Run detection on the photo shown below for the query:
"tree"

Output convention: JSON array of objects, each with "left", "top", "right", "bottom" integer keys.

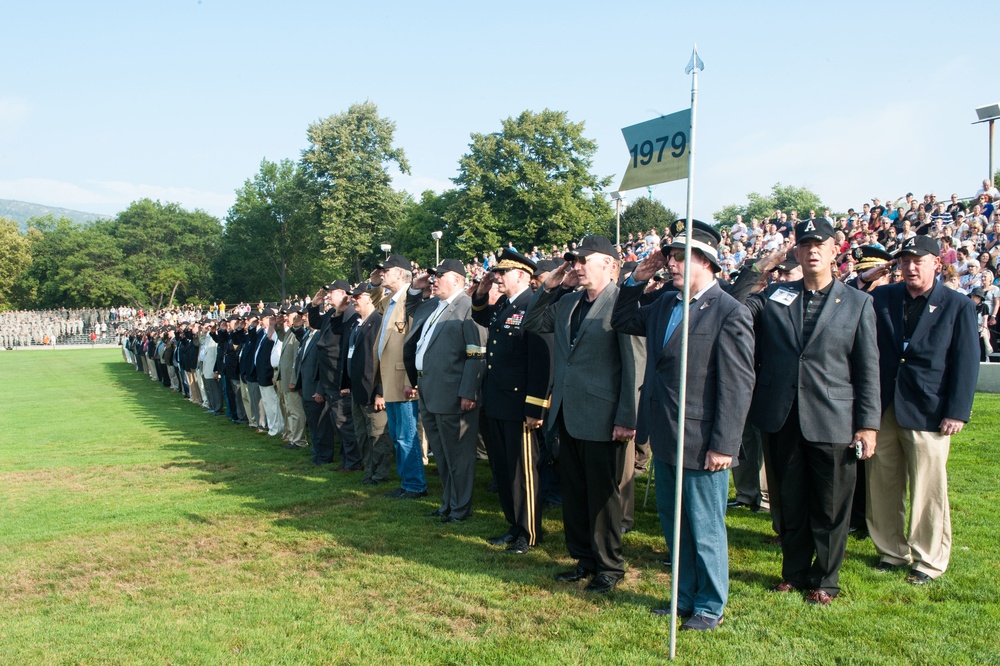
[
  {"left": 13, "top": 215, "right": 138, "bottom": 308},
  {"left": 616, "top": 197, "right": 678, "bottom": 243},
  {"left": 108, "top": 199, "right": 223, "bottom": 308},
  {"left": 217, "top": 159, "right": 332, "bottom": 302},
  {"left": 301, "top": 101, "right": 410, "bottom": 281},
  {"left": 449, "top": 109, "right": 614, "bottom": 258},
  {"left": 0, "top": 218, "right": 31, "bottom": 309},
  {"left": 714, "top": 183, "right": 825, "bottom": 227},
  {"left": 393, "top": 190, "right": 462, "bottom": 269}
]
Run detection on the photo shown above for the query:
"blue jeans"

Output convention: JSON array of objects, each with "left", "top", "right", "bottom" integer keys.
[
  {"left": 654, "top": 458, "right": 729, "bottom": 619},
  {"left": 385, "top": 401, "right": 426, "bottom": 493}
]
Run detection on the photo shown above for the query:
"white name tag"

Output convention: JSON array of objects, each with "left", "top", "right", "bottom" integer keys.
[{"left": 769, "top": 288, "right": 798, "bottom": 306}]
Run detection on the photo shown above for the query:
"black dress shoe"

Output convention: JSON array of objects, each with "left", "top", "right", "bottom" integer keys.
[
  {"left": 505, "top": 536, "right": 531, "bottom": 554},
  {"left": 428, "top": 509, "right": 448, "bottom": 517},
  {"left": 554, "top": 565, "right": 593, "bottom": 583},
  {"left": 584, "top": 573, "right": 621, "bottom": 593},
  {"left": 441, "top": 516, "right": 463, "bottom": 524},
  {"left": 398, "top": 490, "right": 428, "bottom": 499},
  {"left": 383, "top": 487, "right": 406, "bottom": 498},
  {"left": 487, "top": 531, "right": 515, "bottom": 547}
]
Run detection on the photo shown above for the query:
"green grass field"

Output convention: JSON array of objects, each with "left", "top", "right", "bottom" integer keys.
[{"left": 1, "top": 349, "right": 998, "bottom": 665}]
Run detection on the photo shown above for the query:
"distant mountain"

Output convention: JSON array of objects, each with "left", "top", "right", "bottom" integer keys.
[{"left": 0, "top": 199, "right": 110, "bottom": 231}]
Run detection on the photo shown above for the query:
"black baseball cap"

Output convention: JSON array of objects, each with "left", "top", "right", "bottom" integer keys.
[
  {"left": 564, "top": 235, "right": 619, "bottom": 262},
  {"left": 324, "top": 280, "right": 351, "bottom": 292},
  {"left": 896, "top": 235, "right": 939, "bottom": 257},
  {"left": 350, "top": 284, "right": 370, "bottom": 297},
  {"left": 795, "top": 218, "right": 836, "bottom": 244},
  {"left": 378, "top": 254, "right": 411, "bottom": 271},
  {"left": 428, "top": 258, "right": 466, "bottom": 277},
  {"left": 775, "top": 254, "right": 799, "bottom": 273},
  {"left": 532, "top": 258, "right": 560, "bottom": 277}
]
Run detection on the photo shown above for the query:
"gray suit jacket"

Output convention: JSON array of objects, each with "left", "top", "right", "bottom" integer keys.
[
  {"left": 612, "top": 281, "right": 755, "bottom": 470},
  {"left": 523, "top": 281, "right": 645, "bottom": 442},
  {"left": 404, "top": 291, "right": 486, "bottom": 415},
  {"left": 743, "top": 279, "right": 881, "bottom": 443}
]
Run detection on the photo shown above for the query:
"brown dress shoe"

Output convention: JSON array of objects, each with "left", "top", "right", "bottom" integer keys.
[
  {"left": 770, "top": 581, "right": 798, "bottom": 593},
  {"left": 805, "top": 589, "right": 833, "bottom": 605}
]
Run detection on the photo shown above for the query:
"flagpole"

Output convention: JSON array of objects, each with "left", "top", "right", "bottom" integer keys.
[{"left": 669, "top": 44, "right": 703, "bottom": 661}]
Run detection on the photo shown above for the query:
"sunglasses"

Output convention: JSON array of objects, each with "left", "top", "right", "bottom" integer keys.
[
  {"left": 492, "top": 268, "right": 510, "bottom": 275},
  {"left": 568, "top": 255, "right": 589, "bottom": 265},
  {"left": 670, "top": 252, "right": 686, "bottom": 263}
]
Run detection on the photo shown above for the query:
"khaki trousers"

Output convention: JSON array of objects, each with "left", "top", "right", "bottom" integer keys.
[{"left": 866, "top": 405, "right": 952, "bottom": 578}]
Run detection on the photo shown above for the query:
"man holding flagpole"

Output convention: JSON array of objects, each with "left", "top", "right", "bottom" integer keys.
[{"left": 612, "top": 220, "right": 755, "bottom": 631}]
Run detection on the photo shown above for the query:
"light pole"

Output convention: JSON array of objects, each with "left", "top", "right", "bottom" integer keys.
[
  {"left": 431, "top": 230, "right": 443, "bottom": 266},
  {"left": 380, "top": 243, "right": 392, "bottom": 260},
  {"left": 609, "top": 191, "right": 625, "bottom": 247},
  {"left": 974, "top": 103, "right": 1000, "bottom": 185}
]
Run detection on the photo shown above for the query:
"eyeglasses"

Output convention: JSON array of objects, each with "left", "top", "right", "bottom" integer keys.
[
  {"left": 568, "top": 255, "right": 589, "bottom": 265},
  {"left": 492, "top": 268, "right": 510, "bottom": 275},
  {"left": 670, "top": 252, "right": 686, "bottom": 263}
]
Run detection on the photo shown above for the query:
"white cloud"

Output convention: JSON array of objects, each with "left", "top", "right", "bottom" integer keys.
[{"left": 0, "top": 178, "right": 234, "bottom": 218}]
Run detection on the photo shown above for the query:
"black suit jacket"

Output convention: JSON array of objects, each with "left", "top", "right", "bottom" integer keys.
[
  {"left": 340, "top": 311, "right": 383, "bottom": 407},
  {"left": 309, "top": 304, "right": 359, "bottom": 399},
  {"left": 743, "top": 279, "right": 881, "bottom": 443},
  {"left": 871, "top": 281, "right": 979, "bottom": 431},
  {"left": 613, "top": 280, "right": 755, "bottom": 470},
  {"left": 472, "top": 288, "right": 552, "bottom": 421}
]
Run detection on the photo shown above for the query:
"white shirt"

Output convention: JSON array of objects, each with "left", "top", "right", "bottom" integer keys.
[{"left": 415, "top": 292, "right": 461, "bottom": 372}]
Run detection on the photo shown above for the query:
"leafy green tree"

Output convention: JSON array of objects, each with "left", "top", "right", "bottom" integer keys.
[
  {"left": 216, "top": 159, "right": 332, "bottom": 302},
  {"left": 714, "top": 183, "right": 825, "bottom": 227},
  {"left": 617, "top": 197, "right": 677, "bottom": 244},
  {"left": 0, "top": 218, "right": 31, "bottom": 309},
  {"left": 301, "top": 101, "right": 410, "bottom": 281},
  {"left": 13, "top": 215, "right": 138, "bottom": 308},
  {"left": 449, "top": 109, "right": 613, "bottom": 258},
  {"left": 393, "top": 190, "right": 462, "bottom": 269},
  {"left": 108, "top": 199, "right": 223, "bottom": 308}
]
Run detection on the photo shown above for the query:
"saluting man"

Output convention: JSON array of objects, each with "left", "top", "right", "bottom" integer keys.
[{"left": 472, "top": 248, "right": 552, "bottom": 555}]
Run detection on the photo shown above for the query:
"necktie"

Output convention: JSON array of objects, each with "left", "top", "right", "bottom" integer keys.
[{"left": 663, "top": 299, "right": 693, "bottom": 347}]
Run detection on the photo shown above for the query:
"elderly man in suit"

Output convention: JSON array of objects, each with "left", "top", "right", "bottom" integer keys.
[
  {"left": 737, "top": 218, "right": 881, "bottom": 605},
  {"left": 277, "top": 306, "right": 308, "bottom": 449},
  {"left": 523, "top": 235, "right": 645, "bottom": 594},
  {"left": 294, "top": 314, "right": 336, "bottom": 465},
  {"left": 856, "top": 235, "right": 980, "bottom": 584},
  {"left": 370, "top": 255, "right": 427, "bottom": 500},
  {"left": 404, "top": 259, "right": 486, "bottom": 523},
  {"left": 309, "top": 281, "right": 362, "bottom": 471},
  {"left": 337, "top": 285, "right": 395, "bottom": 487},
  {"left": 612, "top": 221, "right": 755, "bottom": 631}
]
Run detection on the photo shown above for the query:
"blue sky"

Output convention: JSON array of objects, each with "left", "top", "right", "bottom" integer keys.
[{"left": 1, "top": 1, "right": 995, "bottom": 223}]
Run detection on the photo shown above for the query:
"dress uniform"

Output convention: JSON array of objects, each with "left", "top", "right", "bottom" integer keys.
[{"left": 472, "top": 249, "right": 552, "bottom": 554}]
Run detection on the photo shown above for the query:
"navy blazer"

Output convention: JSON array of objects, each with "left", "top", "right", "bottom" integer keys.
[
  {"left": 871, "top": 281, "right": 979, "bottom": 431},
  {"left": 613, "top": 281, "right": 755, "bottom": 470}
]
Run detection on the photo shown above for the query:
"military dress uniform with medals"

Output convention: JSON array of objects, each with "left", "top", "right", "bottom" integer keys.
[{"left": 472, "top": 249, "right": 552, "bottom": 552}]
